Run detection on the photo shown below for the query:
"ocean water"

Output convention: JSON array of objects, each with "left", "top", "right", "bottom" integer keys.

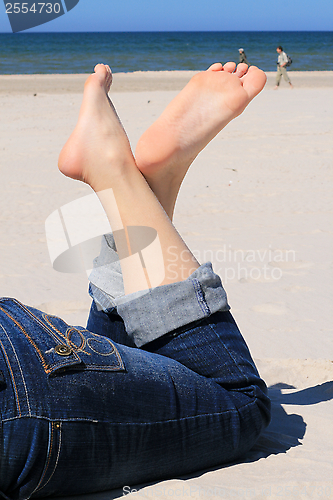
[{"left": 0, "top": 31, "right": 332, "bottom": 74}]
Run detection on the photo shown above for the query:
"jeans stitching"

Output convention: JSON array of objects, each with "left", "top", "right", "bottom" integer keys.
[
  {"left": 1, "top": 327, "right": 31, "bottom": 417},
  {"left": 66, "top": 327, "right": 117, "bottom": 358},
  {"left": 0, "top": 305, "right": 50, "bottom": 373},
  {"left": 44, "top": 317, "right": 124, "bottom": 368},
  {"left": 0, "top": 338, "right": 21, "bottom": 417},
  {"left": 1, "top": 300, "right": 62, "bottom": 344},
  {"left": 1, "top": 302, "right": 124, "bottom": 372},
  {"left": 191, "top": 279, "right": 211, "bottom": 316},
  {"left": 43, "top": 315, "right": 71, "bottom": 342},
  {"left": 65, "top": 327, "right": 88, "bottom": 353},
  {"left": 31, "top": 421, "right": 54, "bottom": 494},
  {"left": 206, "top": 321, "right": 250, "bottom": 382},
  {"left": 86, "top": 336, "right": 115, "bottom": 356},
  {"left": 0, "top": 404, "right": 257, "bottom": 425},
  {"left": 32, "top": 421, "right": 62, "bottom": 495},
  {"left": 1, "top": 415, "right": 100, "bottom": 423},
  {"left": 3, "top": 301, "right": 83, "bottom": 355},
  {"left": 2, "top": 304, "right": 86, "bottom": 372},
  {"left": 39, "top": 423, "right": 62, "bottom": 491},
  {"left": 0, "top": 303, "right": 87, "bottom": 373},
  {"left": 43, "top": 316, "right": 103, "bottom": 358}
]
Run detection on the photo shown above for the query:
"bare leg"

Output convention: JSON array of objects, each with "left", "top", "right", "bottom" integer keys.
[
  {"left": 58, "top": 63, "right": 266, "bottom": 294},
  {"left": 135, "top": 62, "right": 267, "bottom": 218},
  {"left": 58, "top": 64, "right": 199, "bottom": 295}
]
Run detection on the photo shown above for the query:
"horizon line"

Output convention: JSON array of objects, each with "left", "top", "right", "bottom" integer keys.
[{"left": 1, "top": 29, "right": 332, "bottom": 34}]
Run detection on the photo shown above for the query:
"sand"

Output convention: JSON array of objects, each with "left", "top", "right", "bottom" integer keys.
[
  {"left": 0, "top": 70, "right": 332, "bottom": 95},
  {"left": 0, "top": 70, "right": 332, "bottom": 499}
]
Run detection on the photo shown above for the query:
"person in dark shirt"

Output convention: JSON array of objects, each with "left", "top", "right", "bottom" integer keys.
[{"left": 239, "top": 48, "right": 249, "bottom": 65}]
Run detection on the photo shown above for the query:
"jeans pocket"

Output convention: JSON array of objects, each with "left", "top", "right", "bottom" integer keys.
[
  {"left": 0, "top": 299, "right": 125, "bottom": 378},
  {"left": 0, "top": 418, "right": 62, "bottom": 500},
  {"left": 41, "top": 315, "right": 126, "bottom": 375}
]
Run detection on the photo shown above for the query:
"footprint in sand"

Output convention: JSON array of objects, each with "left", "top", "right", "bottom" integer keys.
[
  {"left": 37, "top": 300, "right": 90, "bottom": 316},
  {"left": 37, "top": 300, "right": 90, "bottom": 327},
  {"left": 284, "top": 285, "right": 314, "bottom": 293},
  {"left": 251, "top": 303, "right": 288, "bottom": 315},
  {"left": 268, "top": 260, "right": 313, "bottom": 270},
  {"left": 255, "top": 358, "right": 333, "bottom": 389}
]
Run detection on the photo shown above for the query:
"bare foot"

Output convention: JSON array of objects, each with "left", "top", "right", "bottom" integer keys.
[
  {"left": 135, "top": 62, "right": 267, "bottom": 217},
  {"left": 58, "top": 64, "right": 135, "bottom": 192}
]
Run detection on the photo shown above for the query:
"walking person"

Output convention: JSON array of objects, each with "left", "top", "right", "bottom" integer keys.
[
  {"left": 274, "top": 46, "right": 293, "bottom": 89},
  {"left": 238, "top": 48, "right": 249, "bottom": 65}
]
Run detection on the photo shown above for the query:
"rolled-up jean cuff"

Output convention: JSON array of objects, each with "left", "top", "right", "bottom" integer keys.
[{"left": 115, "top": 262, "right": 230, "bottom": 347}]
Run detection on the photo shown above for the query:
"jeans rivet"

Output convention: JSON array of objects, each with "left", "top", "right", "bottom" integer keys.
[{"left": 54, "top": 344, "right": 72, "bottom": 356}]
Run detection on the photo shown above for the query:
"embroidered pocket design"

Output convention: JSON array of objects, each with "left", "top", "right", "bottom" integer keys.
[{"left": 0, "top": 299, "right": 125, "bottom": 377}]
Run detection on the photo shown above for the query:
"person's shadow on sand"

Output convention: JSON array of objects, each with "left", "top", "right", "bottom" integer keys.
[
  {"left": 49, "top": 381, "right": 333, "bottom": 500},
  {"left": 242, "top": 380, "right": 333, "bottom": 460}
]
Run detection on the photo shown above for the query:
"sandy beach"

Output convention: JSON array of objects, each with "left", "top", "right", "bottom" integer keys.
[
  {"left": 0, "top": 70, "right": 332, "bottom": 94},
  {"left": 0, "top": 70, "right": 332, "bottom": 499}
]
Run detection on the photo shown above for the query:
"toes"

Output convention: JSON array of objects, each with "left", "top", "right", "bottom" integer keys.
[
  {"left": 234, "top": 63, "right": 248, "bottom": 78},
  {"left": 94, "top": 63, "right": 105, "bottom": 74},
  {"left": 223, "top": 62, "right": 236, "bottom": 73},
  {"left": 105, "top": 65, "right": 113, "bottom": 88},
  {"left": 207, "top": 62, "right": 223, "bottom": 72},
  {"left": 94, "top": 63, "right": 111, "bottom": 77},
  {"left": 93, "top": 64, "right": 113, "bottom": 90},
  {"left": 241, "top": 66, "right": 267, "bottom": 99}
]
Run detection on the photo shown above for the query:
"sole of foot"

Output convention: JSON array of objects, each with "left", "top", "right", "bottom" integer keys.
[
  {"left": 58, "top": 64, "right": 135, "bottom": 192},
  {"left": 135, "top": 62, "right": 266, "bottom": 183}
]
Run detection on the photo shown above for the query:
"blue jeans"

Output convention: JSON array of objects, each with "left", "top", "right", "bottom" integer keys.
[{"left": 0, "top": 264, "right": 270, "bottom": 500}]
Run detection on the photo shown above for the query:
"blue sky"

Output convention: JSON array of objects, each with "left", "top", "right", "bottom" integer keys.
[{"left": 1, "top": 0, "right": 333, "bottom": 33}]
